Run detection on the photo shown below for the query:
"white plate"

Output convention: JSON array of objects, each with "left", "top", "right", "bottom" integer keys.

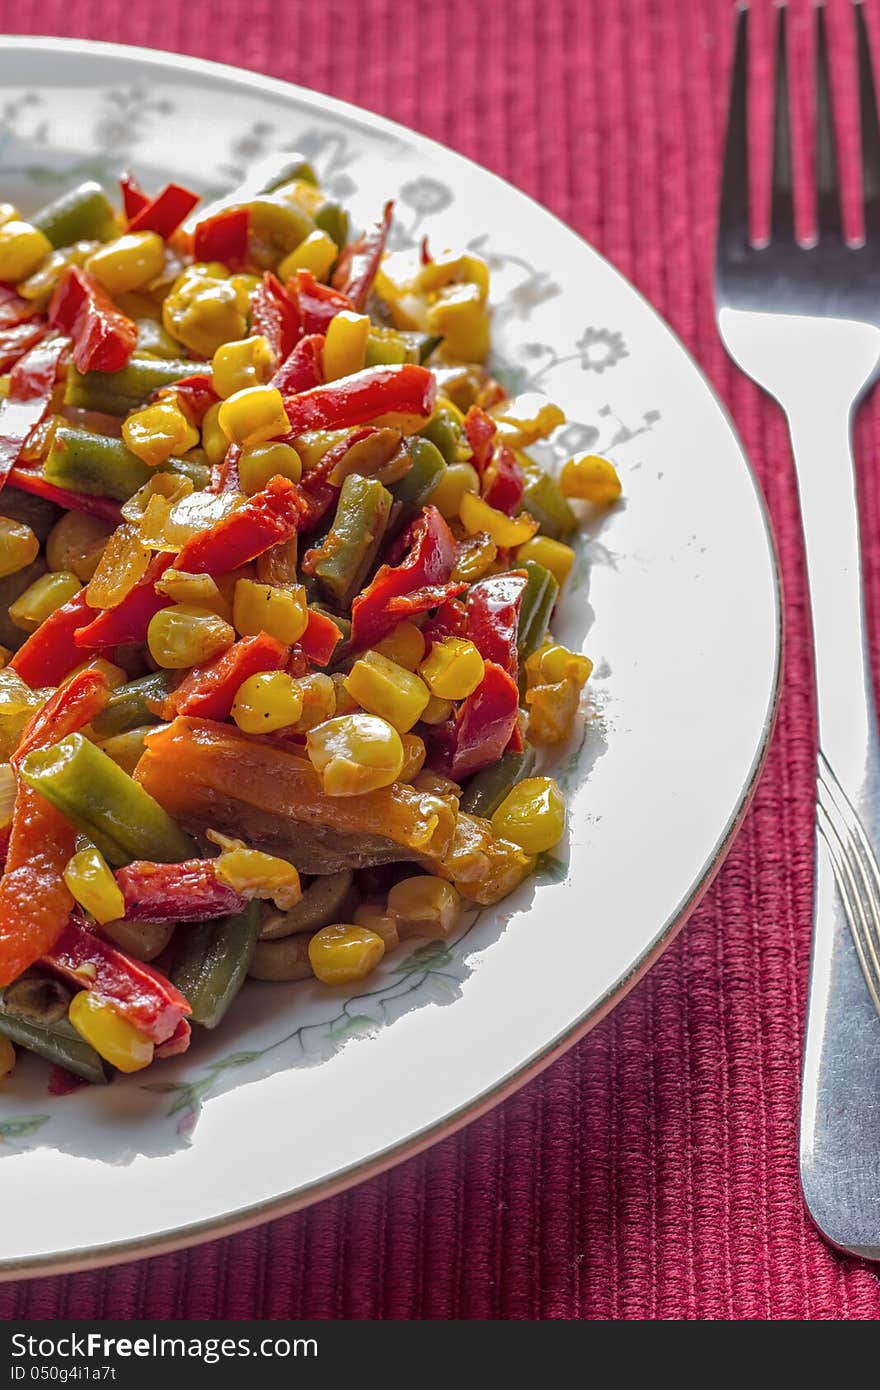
[{"left": 0, "top": 37, "right": 781, "bottom": 1278}]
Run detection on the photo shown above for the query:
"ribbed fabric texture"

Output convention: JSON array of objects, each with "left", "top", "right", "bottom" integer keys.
[{"left": 1, "top": 0, "right": 880, "bottom": 1319}]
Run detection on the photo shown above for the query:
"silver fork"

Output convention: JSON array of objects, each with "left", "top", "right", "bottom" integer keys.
[{"left": 715, "top": 2, "right": 880, "bottom": 1259}]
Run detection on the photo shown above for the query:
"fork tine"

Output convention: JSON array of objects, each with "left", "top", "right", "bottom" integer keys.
[
  {"left": 816, "top": 4, "right": 843, "bottom": 238},
  {"left": 772, "top": 5, "right": 796, "bottom": 242},
  {"left": 718, "top": 6, "right": 750, "bottom": 249},
  {"left": 856, "top": 0, "right": 880, "bottom": 239}
]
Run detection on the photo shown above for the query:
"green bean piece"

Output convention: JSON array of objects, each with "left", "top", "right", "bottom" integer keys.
[
  {"left": 65, "top": 356, "right": 194, "bottom": 416},
  {"left": 259, "top": 870, "right": 353, "bottom": 939},
  {"left": 459, "top": 745, "right": 538, "bottom": 818},
  {"left": 19, "top": 733, "right": 196, "bottom": 868},
  {"left": 171, "top": 902, "right": 261, "bottom": 1030},
  {"left": 44, "top": 426, "right": 152, "bottom": 500},
  {"left": 410, "top": 333, "right": 443, "bottom": 364},
  {"left": 135, "top": 319, "right": 185, "bottom": 361},
  {"left": 314, "top": 201, "right": 349, "bottom": 251},
  {"left": 310, "top": 473, "right": 392, "bottom": 608},
  {"left": 91, "top": 671, "right": 177, "bottom": 740},
  {"left": 390, "top": 437, "right": 446, "bottom": 529},
  {"left": 0, "top": 995, "right": 108, "bottom": 1085},
  {"left": 31, "top": 181, "right": 117, "bottom": 249},
  {"left": 517, "top": 560, "right": 559, "bottom": 664},
  {"left": 519, "top": 468, "right": 577, "bottom": 541},
  {"left": 166, "top": 455, "right": 211, "bottom": 490},
  {"left": 418, "top": 406, "right": 468, "bottom": 464}
]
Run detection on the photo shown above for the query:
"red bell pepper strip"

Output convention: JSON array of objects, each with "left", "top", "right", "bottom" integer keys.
[
  {"left": 127, "top": 182, "right": 200, "bottom": 239},
  {"left": 7, "top": 466, "right": 122, "bottom": 523},
  {"left": 115, "top": 858, "right": 247, "bottom": 923},
  {"left": 162, "top": 372, "right": 219, "bottom": 425},
  {"left": 289, "top": 270, "right": 354, "bottom": 335},
  {"left": 0, "top": 335, "right": 69, "bottom": 490},
  {"left": 385, "top": 581, "right": 467, "bottom": 626},
  {"left": 173, "top": 476, "right": 305, "bottom": 575},
  {"left": 119, "top": 171, "right": 150, "bottom": 221},
  {"left": 463, "top": 405, "right": 497, "bottom": 474},
  {"left": 252, "top": 272, "right": 301, "bottom": 362},
  {"left": 162, "top": 632, "right": 287, "bottom": 721},
  {"left": 331, "top": 200, "right": 393, "bottom": 311},
  {"left": 482, "top": 444, "right": 525, "bottom": 515},
  {"left": 272, "top": 332, "right": 325, "bottom": 395},
  {"left": 210, "top": 442, "right": 240, "bottom": 495},
  {"left": 193, "top": 205, "right": 249, "bottom": 267},
  {"left": 293, "top": 609, "right": 342, "bottom": 667},
  {"left": 13, "top": 668, "right": 110, "bottom": 765},
  {"left": 0, "top": 319, "right": 47, "bottom": 372},
  {"left": 44, "top": 917, "right": 190, "bottom": 1045},
  {"left": 0, "top": 283, "right": 38, "bottom": 329},
  {"left": 350, "top": 504, "right": 457, "bottom": 647},
  {"left": 49, "top": 268, "right": 137, "bottom": 374},
  {"left": 282, "top": 363, "right": 435, "bottom": 436},
  {"left": 421, "top": 597, "right": 468, "bottom": 647},
  {"left": 74, "top": 552, "right": 173, "bottom": 651},
  {"left": 466, "top": 572, "right": 528, "bottom": 675},
  {"left": 0, "top": 672, "right": 110, "bottom": 986},
  {"left": 48, "top": 1064, "right": 89, "bottom": 1095},
  {"left": 9, "top": 589, "right": 101, "bottom": 687},
  {"left": 448, "top": 661, "right": 520, "bottom": 781},
  {"left": 155, "top": 1016, "right": 191, "bottom": 1059}
]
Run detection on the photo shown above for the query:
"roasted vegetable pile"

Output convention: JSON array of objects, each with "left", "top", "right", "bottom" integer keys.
[{"left": 0, "top": 161, "right": 621, "bottom": 1087}]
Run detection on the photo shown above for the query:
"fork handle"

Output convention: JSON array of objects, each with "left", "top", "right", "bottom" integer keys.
[{"left": 788, "top": 399, "right": 880, "bottom": 1258}]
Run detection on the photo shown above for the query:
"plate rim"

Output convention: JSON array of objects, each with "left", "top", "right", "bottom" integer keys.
[{"left": 0, "top": 32, "right": 784, "bottom": 1280}]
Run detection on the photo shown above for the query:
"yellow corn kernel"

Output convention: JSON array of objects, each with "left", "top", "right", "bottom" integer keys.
[
  {"left": 68, "top": 991, "right": 154, "bottom": 1073},
  {"left": 426, "top": 461, "right": 479, "bottom": 520},
  {"left": 162, "top": 267, "right": 249, "bottom": 358},
  {"left": 373, "top": 621, "right": 426, "bottom": 671},
  {"left": 147, "top": 604, "right": 235, "bottom": 669},
  {"left": 122, "top": 398, "right": 200, "bottom": 468},
  {"left": 438, "top": 811, "right": 535, "bottom": 905},
  {"left": 308, "top": 923, "right": 386, "bottom": 985},
  {"left": 387, "top": 875, "right": 462, "bottom": 940},
  {"left": 209, "top": 834, "right": 301, "bottom": 910},
  {"left": 353, "top": 901, "right": 400, "bottom": 950},
  {"left": 420, "top": 693, "right": 454, "bottom": 725},
  {"left": 307, "top": 712, "right": 404, "bottom": 795},
  {"left": 343, "top": 650, "right": 430, "bottom": 733},
  {"left": 489, "top": 393, "right": 566, "bottom": 448},
  {"left": 201, "top": 401, "right": 229, "bottom": 467},
  {"left": 232, "top": 577, "right": 308, "bottom": 644},
  {"left": 525, "top": 640, "right": 592, "bottom": 690},
  {"left": 516, "top": 536, "right": 575, "bottom": 588},
  {"left": 0, "top": 203, "right": 18, "bottom": 228},
  {"left": 0, "top": 516, "right": 39, "bottom": 579},
  {"left": 491, "top": 776, "right": 566, "bottom": 855},
  {"left": 9, "top": 571, "right": 81, "bottom": 633},
  {"left": 278, "top": 229, "right": 338, "bottom": 281},
  {"left": 323, "top": 310, "right": 370, "bottom": 381},
  {"left": 46, "top": 511, "right": 114, "bottom": 582},
  {"left": 85, "top": 231, "right": 165, "bottom": 296},
  {"left": 399, "top": 732, "right": 427, "bottom": 781},
  {"left": 63, "top": 847, "right": 126, "bottom": 925},
  {"left": 0, "top": 220, "right": 52, "bottom": 282},
  {"left": 218, "top": 385, "right": 290, "bottom": 447},
  {"left": 154, "top": 569, "right": 232, "bottom": 621},
  {"left": 560, "top": 454, "right": 622, "bottom": 504},
  {"left": 211, "top": 334, "right": 276, "bottom": 399},
  {"left": 238, "top": 441, "right": 302, "bottom": 495},
  {"left": 232, "top": 670, "right": 304, "bottom": 734},
  {"left": 419, "top": 638, "right": 484, "bottom": 701},
  {"left": 289, "top": 672, "right": 336, "bottom": 732},
  {"left": 426, "top": 282, "right": 490, "bottom": 362},
  {"left": 0, "top": 1033, "right": 14, "bottom": 1080},
  {"left": 459, "top": 492, "right": 539, "bottom": 546},
  {"left": 97, "top": 725, "right": 151, "bottom": 776}
]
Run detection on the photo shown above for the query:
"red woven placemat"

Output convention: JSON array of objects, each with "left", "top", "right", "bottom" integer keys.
[{"left": 1, "top": 0, "right": 879, "bottom": 1320}]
